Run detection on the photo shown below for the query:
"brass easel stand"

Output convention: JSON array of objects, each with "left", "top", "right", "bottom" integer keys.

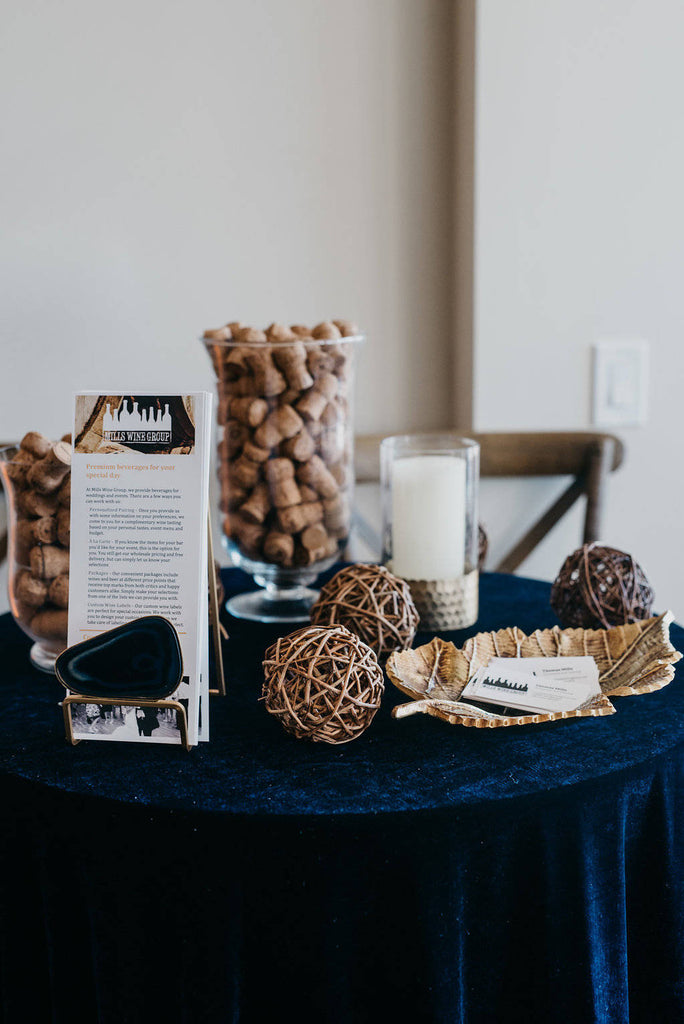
[{"left": 207, "top": 518, "right": 226, "bottom": 697}]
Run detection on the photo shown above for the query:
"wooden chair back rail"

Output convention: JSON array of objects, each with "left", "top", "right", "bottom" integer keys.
[{"left": 355, "top": 431, "right": 624, "bottom": 574}]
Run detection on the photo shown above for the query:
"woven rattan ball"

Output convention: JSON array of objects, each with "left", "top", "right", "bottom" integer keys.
[
  {"left": 550, "top": 543, "right": 654, "bottom": 629},
  {"left": 262, "top": 625, "right": 384, "bottom": 744},
  {"left": 310, "top": 564, "right": 419, "bottom": 661}
]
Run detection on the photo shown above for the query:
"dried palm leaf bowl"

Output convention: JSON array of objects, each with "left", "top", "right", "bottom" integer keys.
[{"left": 386, "top": 613, "right": 682, "bottom": 729}]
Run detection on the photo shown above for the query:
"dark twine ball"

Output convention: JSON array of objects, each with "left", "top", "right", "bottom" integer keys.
[
  {"left": 550, "top": 543, "right": 655, "bottom": 629},
  {"left": 262, "top": 625, "right": 385, "bottom": 744},
  {"left": 310, "top": 563, "right": 419, "bottom": 662}
]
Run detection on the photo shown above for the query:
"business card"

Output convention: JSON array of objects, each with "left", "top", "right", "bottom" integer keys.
[{"left": 461, "top": 656, "right": 600, "bottom": 715}]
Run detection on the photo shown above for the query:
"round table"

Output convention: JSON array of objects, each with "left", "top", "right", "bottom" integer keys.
[{"left": 1, "top": 570, "right": 683, "bottom": 1024}]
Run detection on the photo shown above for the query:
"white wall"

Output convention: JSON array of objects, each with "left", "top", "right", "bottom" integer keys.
[
  {"left": 0, "top": 0, "right": 454, "bottom": 444},
  {"left": 474, "top": 0, "right": 684, "bottom": 612}
]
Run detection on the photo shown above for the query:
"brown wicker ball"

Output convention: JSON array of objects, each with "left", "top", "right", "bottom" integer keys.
[
  {"left": 550, "top": 543, "right": 654, "bottom": 629},
  {"left": 310, "top": 564, "right": 419, "bottom": 661},
  {"left": 262, "top": 625, "right": 385, "bottom": 744}
]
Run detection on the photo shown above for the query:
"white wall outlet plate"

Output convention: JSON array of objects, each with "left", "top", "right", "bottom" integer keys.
[{"left": 592, "top": 339, "right": 649, "bottom": 427}]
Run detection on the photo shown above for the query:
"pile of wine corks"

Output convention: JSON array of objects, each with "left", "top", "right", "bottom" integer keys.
[
  {"left": 204, "top": 319, "right": 358, "bottom": 569},
  {"left": 4, "top": 432, "right": 71, "bottom": 650}
]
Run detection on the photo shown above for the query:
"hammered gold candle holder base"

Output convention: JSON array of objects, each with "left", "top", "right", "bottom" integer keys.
[{"left": 405, "top": 570, "right": 479, "bottom": 631}]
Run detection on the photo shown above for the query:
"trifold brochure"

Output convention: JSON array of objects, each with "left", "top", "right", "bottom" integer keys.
[{"left": 67, "top": 393, "right": 213, "bottom": 746}]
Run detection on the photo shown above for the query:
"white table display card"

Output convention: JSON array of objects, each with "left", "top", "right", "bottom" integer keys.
[
  {"left": 461, "top": 656, "right": 600, "bottom": 715},
  {"left": 67, "top": 393, "right": 213, "bottom": 746}
]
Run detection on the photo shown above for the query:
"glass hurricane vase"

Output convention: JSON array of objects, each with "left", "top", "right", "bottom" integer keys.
[{"left": 203, "top": 328, "right": 363, "bottom": 622}]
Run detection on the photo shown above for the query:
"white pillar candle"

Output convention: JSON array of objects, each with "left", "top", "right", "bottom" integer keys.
[{"left": 390, "top": 455, "right": 466, "bottom": 580}]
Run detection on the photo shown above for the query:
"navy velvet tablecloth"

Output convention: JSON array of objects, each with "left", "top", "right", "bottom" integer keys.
[{"left": 1, "top": 569, "right": 683, "bottom": 1024}]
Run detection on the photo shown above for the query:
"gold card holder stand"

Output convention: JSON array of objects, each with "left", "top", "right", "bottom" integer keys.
[
  {"left": 61, "top": 696, "right": 191, "bottom": 750},
  {"left": 59, "top": 520, "right": 227, "bottom": 751}
]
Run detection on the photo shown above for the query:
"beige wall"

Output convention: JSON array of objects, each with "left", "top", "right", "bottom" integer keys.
[
  {"left": 0, "top": 0, "right": 454, "bottom": 443},
  {"left": 474, "top": 0, "right": 684, "bottom": 612},
  {"left": 4, "top": 0, "right": 680, "bottom": 616}
]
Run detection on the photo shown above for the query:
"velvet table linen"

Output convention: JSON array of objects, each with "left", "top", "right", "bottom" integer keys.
[{"left": 1, "top": 569, "right": 683, "bottom": 1023}]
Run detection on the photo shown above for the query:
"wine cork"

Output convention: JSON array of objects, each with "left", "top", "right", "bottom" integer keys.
[
  {"left": 230, "top": 455, "right": 262, "bottom": 490},
  {"left": 315, "top": 373, "right": 339, "bottom": 402},
  {"left": 57, "top": 507, "right": 70, "bottom": 547},
  {"left": 15, "top": 521, "right": 35, "bottom": 563},
  {"left": 329, "top": 461, "right": 349, "bottom": 487},
  {"left": 29, "top": 544, "right": 70, "bottom": 580},
  {"left": 13, "top": 448, "right": 36, "bottom": 466},
  {"left": 319, "top": 430, "right": 344, "bottom": 465},
  {"left": 57, "top": 475, "right": 71, "bottom": 507},
  {"left": 5, "top": 461, "right": 30, "bottom": 486},
  {"left": 27, "top": 441, "right": 72, "bottom": 495},
  {"left": 295, "top": 527, "right": 338, "bottom": 566},
  {"left": 220, "top": 480, "right": 248, "bottom": 512},
  {"left": 254, "top": 406, "right": 303, "bottom": 449},
  {"left": 307, "top": 419, "right": 323, "bottom": 442},
  {"left": 203, "top": 325, "right": 232, "bottom": 342},
  {"left": 266, "top": 323, "right": 296, "bottom": 342},
  {"left": 298, "top": 484, "right": 319, "bottom": 503},
  {"left": 265, "top": 459, "right": 301, "bottom": 508},
  {"left": 332, "top": 319, "right": 359, "bottom": 337},
  {"left": 281, "top": 431, "right": 315, "bottom": 463},
  {"left": 240, "top": 483, "right": 271, "bottom": 524},
  {"left": 222, "top": 346, "right": 251, "bottom": 381},
  {"left": 278, "top": 385, "right": 301, "bottom": 405},
  {"left": 18, "top": 489, "right": 59, "bottom": 518},
  {"left": 20, "top": 432, "right": 51, "bottom": 459},
  {"left": 32, "top": 516, "right": 58, "bottom": 545},
  {"left": 243, "top": 348, "right": 287, "bottom": 397},
  {"left": 323, "top": 494, "right": 351, "bottom": 538},
  {"left": 296, "top": 455, "right": 339, "bottom": 499},
  {"left": 30, "top": 608, "right": 68, "bottom": 642},
  {"left": 229, "top": 514, "right": 265, "bottom": 557},
  {"left": 321, "top": 400, "right": 342, "bottom": 427},
  {"left": 306, "top": 349, "right": 336, "bottom": 378},
  {"left": 273, "top": 342, "right": 314, "bottom": 391},
  {"left": 228, "top": 397, "right": 269, "bottom": 428},
  {"left": 296, "top": 388, "right": 328, "bottom": 422},
  {"left": 277, "top": 501, "right": 324, "bottom": 534},
  {"left": 15, "top": 570, "right": 49, "bottom": 608},
  {"left": 236, "top": 327, "right": 267, "bottom": 343},
  {"left": 242, "top": 439, "right": 271, "bottom": 463},
  {"left": 312, "top": 321, "right": 342, "bottom": 340},
  {"left": 263, "top": 531, "right": 295, "bottom": 567},
  {"left": 48, "top": 573, "right": 70, "bottom": 609},
  {"left": 220, "top": 421, "right": 248, "bottom": 461}
]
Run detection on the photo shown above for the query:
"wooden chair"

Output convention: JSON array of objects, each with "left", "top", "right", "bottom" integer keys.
[{"left": 354, "top": 431, "right": 624, "bottom": 573}]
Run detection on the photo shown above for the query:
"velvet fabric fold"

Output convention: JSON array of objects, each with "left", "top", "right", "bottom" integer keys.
[{"left": 1, "top": 569, "right": 682, "bottom": 1023}]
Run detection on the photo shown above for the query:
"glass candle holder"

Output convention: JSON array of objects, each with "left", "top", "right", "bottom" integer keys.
[
  {"left": 203, "top": 330, "right": 364, "bottom": 622},
  {"left": 0, "top": 444, "right": 70, "bottom": 672},
  {"left": 380, "top": 434, "right": 480, "bottom": 630}
]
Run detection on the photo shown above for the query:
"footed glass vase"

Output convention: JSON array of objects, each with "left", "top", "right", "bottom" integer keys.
[
  {"left": 0, "top": 443, "right": 70, "bottom": 672},
  {"left": 203, "top": 324, "right": 363, "bottom": 622}
]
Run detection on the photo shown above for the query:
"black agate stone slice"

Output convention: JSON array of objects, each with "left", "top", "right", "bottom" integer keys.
[{"left": 56, "top": 616, "right": 183, "bottom": 700}]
